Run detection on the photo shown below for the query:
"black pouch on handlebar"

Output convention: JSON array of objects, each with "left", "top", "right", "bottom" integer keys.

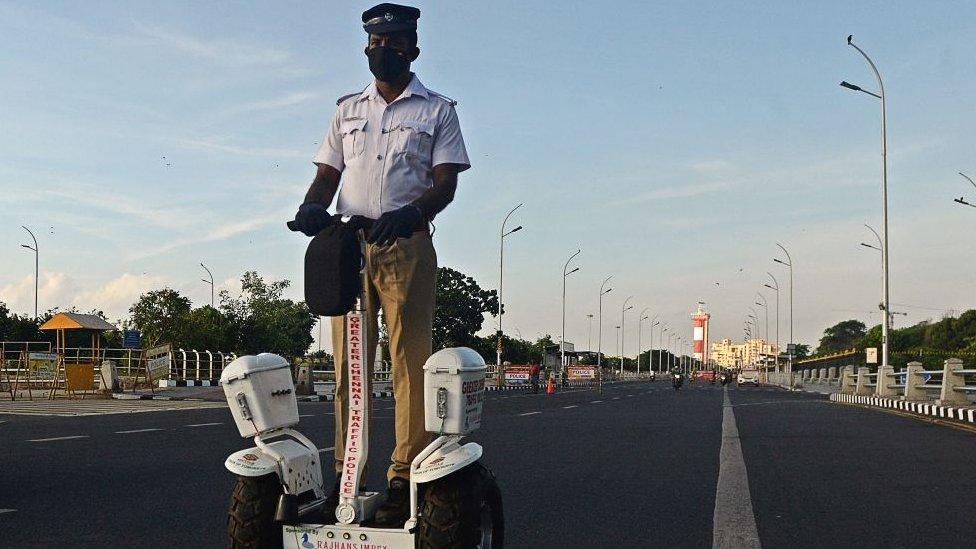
[{"left": 304, "top": 224, "right": 362, "bottom": 316}]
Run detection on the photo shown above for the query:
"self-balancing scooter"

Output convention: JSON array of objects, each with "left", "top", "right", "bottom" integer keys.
[{"left": 220, "top": 217, "right": 503, "bottom": 548}]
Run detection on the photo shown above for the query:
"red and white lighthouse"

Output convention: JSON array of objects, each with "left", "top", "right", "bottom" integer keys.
[{"left": 692, "top": 302, "right": 710, "bottom": 365}]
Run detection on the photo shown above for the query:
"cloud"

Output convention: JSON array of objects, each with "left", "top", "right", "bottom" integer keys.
[
  {"left": 74, "top": 273, "right": 166, "bottom": 315},
  {"left": 127, "top": 207, "right": 293, "bottom": 261},
  {"left": 689, "top": 159, "right": 733, "bottom": 173},
  {"left": 0, "top": 272, "right": 76, "bottom": 316},
  {"left": 174, "top": 138, "right": 307, "bottom": 159},
  {"left": 43, "top": 187, "right": 189, "bottom": 230},
  {"left": 224, "top": 91, "right": 321, "bottom": 115},
  {"left": 130, "top": 22, "right": 292, "bottom": 67},
  {"left": 608, "top": 180, "right": 733, "bottom": 207}
]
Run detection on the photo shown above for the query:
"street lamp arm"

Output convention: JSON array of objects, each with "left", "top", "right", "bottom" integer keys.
[
  {"left": 563, "top": 249, "right": 581, "bottom": 276},
  {"left": 847, "top": 36, "right": 886, "bottom": 100},
  {"left": 960, "top": 172, "right": 976, "bottom": 191},
  {"left": 863, "top": 224, "right": 882, "bottom": 247},
  {"left": 501, "top": 203, "right": 523, "bottom": 235},
  {"left": 774, "top": 242, "right": 793, "bottom": 266}
]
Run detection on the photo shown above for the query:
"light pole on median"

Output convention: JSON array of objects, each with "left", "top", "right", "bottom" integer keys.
[
  {"left": 615, "top": 325, "right": 621, "bottom": 374},
  {"left": 860, "top": 224, "right": 885, "bottom": 329},
  {"left": 586, "top": 314, "right": 594, "bottom": 353},
  {"left": 764, "top": 272, "right": 781, "bottom": 373},
  {"left": 200, "top": 263, "right": 215, "bottom": 308},
  {"left": 620, "top": 296, "right": 634, "bottom": 375},
  {"left": 20, "top": 226, "right": 39, "bottom": 320},
  {"left": 756, "top": 293, "right": 769, "bottom": 376},
  {"left": 649, "top": 315, "right": 659, "bottom": 373},
  {"left": 597, "top": 276, "right": 613, "bottom": 394},
  {"left": 637, "top": 307, "right": 650, "bottom": 376},
  {"left": 497, "top": 203, "right": 524, "bottom": 379},
  {"left": 661, "top": 326, "right": 669, "bottom": 373},
  {"left": 773, "top": 243, "right": 794, "bottom": 388},
  {"left": 842, "top": 35, "right": 890, "bottom": 374},
  {"left": 560, "top": 249, "right": 581, "bottom": 386}
]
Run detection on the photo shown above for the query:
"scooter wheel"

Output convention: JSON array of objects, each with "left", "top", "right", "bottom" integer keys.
[
  {"left": 228, "top": 474, "right": 283, "bottom": 549},
  {"left": 418, "top": 463, "right": 504, "bottom": 549}
]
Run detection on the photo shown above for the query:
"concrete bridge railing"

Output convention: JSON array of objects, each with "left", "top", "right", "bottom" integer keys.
[{"left": 770, "top": 358, "right": 976, "bottom": 406}]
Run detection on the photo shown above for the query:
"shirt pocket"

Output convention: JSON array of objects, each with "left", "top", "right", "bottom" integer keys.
[
  {"left": 340, "top": 118, "right": 367, "bottom": 161},
  {"left": 399, "top": 120, "right": 434, "bottom": 162}
]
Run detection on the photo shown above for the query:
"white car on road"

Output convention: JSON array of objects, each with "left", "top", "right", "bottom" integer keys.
[{"left": 737, "top": 369, "right": 760, "bottom": 386}]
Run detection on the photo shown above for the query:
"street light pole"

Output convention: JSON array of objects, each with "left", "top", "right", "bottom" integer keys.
[
  {"left": 615, "top": 325, "right": 621, "bottom": 374},
  {"left": 774, "top": 243, "right": 794, "bottom": 388},
  {"left": 620, "top": 296, "right": 634, "bottom": 375},
  {"left": 661, "top": 326, "right": 669, "bottom": 373},
  {"left": 200, "top": 263, "right": 215, "bottom": 308},
  {"left": 20, "top": 226, "right": 38, "bottom": 320},
  {"left": 637, "top": 308, "right": 649, "bottom": 376},
  {"left": 649, "top": 315, "right": 659, "bottom": 372},
  {"left": 586, "top": 314, "right": 594, "bottom": 354},
  {"left": 842, "top": 35, "right": 889, "bottom": 373},
  {"left": 497, "top": 203, "right": 524, "bottom": 376},
  {"left": 764, "top": 272, "right": 780, "bottom": 373},
  {"left": 561, "top": 249, "right": 581, "bottom": 387},
  {"left": 597, "top": 276, "right": 613, "bottom": 395}
]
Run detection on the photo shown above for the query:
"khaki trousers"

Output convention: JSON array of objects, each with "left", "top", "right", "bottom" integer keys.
[{"left": 331, "top": 232, "right": 436, "bottom": 481}]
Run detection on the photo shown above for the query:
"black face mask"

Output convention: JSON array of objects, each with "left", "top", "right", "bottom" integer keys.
[{"left": 367, "top": 46, "right": 410, "bottom": 82}]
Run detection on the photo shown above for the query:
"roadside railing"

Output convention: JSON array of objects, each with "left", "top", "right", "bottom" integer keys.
[{"left": 771, "top": 358, "right": 976, "bottom": 406}]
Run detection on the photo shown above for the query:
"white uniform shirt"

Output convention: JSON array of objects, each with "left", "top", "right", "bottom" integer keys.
[{"left": 313, "top": 75, "right": 470, "bottom": 219}]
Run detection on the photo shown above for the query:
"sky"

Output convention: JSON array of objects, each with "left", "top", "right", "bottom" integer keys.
[{"left": 2, "top": 1, "right": 975, "bottom": 357}]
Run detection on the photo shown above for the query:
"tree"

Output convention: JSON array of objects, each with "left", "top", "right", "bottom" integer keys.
[
  {"left": 816, "top": 319, "right": 867, "bottom": 354},
  {"left": 129, "top": 289, "right": 193, "bottom": 348},
  {"left": 220, "top": 271, "right": 315, "bottom": 358},
  {"left": 433, "top": 267, "right": 498, "bottom": 352},
  {"left": 793, "top": 344, "right": 811, "bottom": 360},
  {"left": 0, "top": 302, "right": 40, "bottom": 342}
]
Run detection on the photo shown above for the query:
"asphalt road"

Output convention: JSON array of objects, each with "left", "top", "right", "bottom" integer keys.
[{"left": 3, "top": 381, "right": 976, "bottom": 548}]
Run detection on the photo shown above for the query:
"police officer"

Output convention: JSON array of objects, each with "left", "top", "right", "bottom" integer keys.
[{"left": 290, "top": 3, "right": 470, "bottom": 527}]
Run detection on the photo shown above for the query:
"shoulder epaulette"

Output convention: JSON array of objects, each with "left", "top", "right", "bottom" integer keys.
[
  {"left": 336, "top": 92, "right": 360, "bottom": 106},
  {"left": 428, "top": 90, "right": 458, "bottom": 107}
]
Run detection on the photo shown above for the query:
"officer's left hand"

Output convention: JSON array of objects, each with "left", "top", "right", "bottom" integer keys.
[{"left": 368, "top": 204, "right": 423, "bottom": 246}]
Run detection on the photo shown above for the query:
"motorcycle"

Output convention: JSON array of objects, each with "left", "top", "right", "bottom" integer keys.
[
  {"left": 720, "top": 371, "right": 732, "bottom": 386},
  {"left": 672, "top": 373, "right": 684, "bottom": 390}
]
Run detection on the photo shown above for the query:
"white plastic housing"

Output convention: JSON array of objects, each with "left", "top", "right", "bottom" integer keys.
[
  {"left": 423, "top": 347, "right": 486, "bottom": 435},
  {"left": 220, "top": 353, "right": 298, "bottom": 437}
]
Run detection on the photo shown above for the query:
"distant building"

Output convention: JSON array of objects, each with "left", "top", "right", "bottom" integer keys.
[{"left": 711, "top": 338, "right": 778, "bottom": 369}]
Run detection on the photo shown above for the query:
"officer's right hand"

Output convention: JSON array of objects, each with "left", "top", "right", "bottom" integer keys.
[{"left": 292, "top": 202, "right": 332, "bottom": 237}]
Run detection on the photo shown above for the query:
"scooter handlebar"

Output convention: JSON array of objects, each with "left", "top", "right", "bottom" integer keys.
[{"left": 287, "top": 215, "right": 373, "bottom": 233}]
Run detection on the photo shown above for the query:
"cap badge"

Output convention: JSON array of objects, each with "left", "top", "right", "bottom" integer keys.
[{"left": 384, "top": 12, "right": 394, "bottom": 21}]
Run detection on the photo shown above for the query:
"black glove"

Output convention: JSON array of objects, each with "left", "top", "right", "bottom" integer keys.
[
  {"left": 367, "top": 204, "right": 423, "bottom": 246},
  {"left": 292, "top": 202, "right": 332, "bottom": 237}
]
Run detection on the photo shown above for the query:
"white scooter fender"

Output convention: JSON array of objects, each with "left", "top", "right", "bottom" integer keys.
[
  {"left": 411, "top": 435, "right": 482, "bottom": 484},
  {"left": 225, "top": 429, "right": 326, "bottom": 499}
]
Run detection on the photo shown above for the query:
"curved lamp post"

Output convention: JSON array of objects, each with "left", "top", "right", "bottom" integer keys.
[
  {"left": 560, "top": 249, "right": 581, "bottom": 385},
  {"left": 497, "top": 203, "right": 524, "bottom": 374},
  {"left": 841, "top": 35, "right": 889, "bottom": 373},
  {"left": 20, "top": 226, "right": 38, "bottom": 320}
]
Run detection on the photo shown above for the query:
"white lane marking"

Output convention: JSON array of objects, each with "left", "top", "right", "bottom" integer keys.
[
  {"left": 626, "top": 394, "right": 634, "bottom": 397},
  {"left": 317, "top": 446, "right": 336, "bottom": 454},
  {"left": 712, "top": 387, "right": 761, "bottom": 549},
  {"left": 562, "top": 405, "right": 578, "bottom": 409},
  {"left": 28, "top": 435, "right": 88, "bottom": 442},
  {"left": 612, "top": 397, "right": 620, "bottom": 400},
  {"left": 518, "top": 411, "right": 541, "bottom": 416},
  {"left": 590, "top": 400, "right": 603, "bottom": 404},
  {"left": 0, "top": 509, "right": 16, "bottom": 514},
  {"left": 300, "top": 414, "right": 315, "bottom": 417},
  {"left": 186, "top": 422, "right": 222, "bottom": 427},
  {"left": 115, "top": 428, "right": 164, "bottom": 434}
]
